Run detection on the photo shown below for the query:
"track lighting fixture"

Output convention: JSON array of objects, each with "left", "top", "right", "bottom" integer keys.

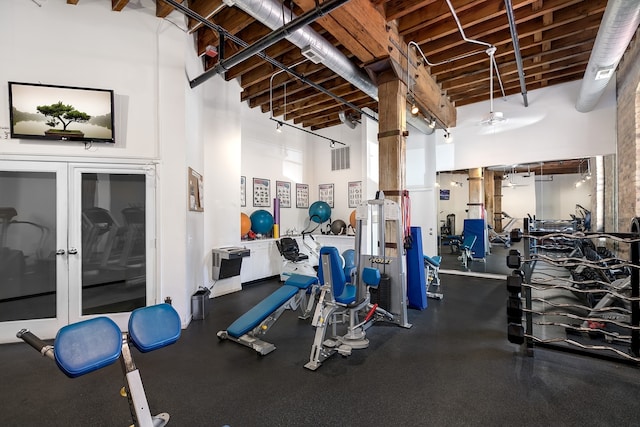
[
  {"left": 411, "top": 103, "right": 419, "bottom": 115},
  {"left": 330, "top": 140, "right": 336, "bottom": 148},
  {"left": 443, "top": 130, "right": 451, "bottom": 142},
  {"left": 275, "top": 121, "right": 283, "bottom": 132},
  {"left": 428, "top": 118, "right": 436, "bottom": 129}
]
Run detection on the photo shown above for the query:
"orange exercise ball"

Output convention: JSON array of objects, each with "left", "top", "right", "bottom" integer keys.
[
  {"left": 349, "top": 209, "right": 357, "bottom": 230},
  {"left": 240, "top": 212, "right": 251, "bottom": 237}
]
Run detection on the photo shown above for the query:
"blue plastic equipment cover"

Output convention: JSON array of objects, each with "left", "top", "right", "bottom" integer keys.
[
  {"left": 406, "top": 226, "right": 428, "bottom": 310},
  {"left": 54, "top": 317, "right": 122, "bottom": 378},
  {"left": 129, "top": 303, "right": 181, "bottom": 353}
]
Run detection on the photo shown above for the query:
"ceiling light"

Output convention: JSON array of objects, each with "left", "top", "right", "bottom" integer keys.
[
  {"left": 411, "top": 104, "right": 419, "bottom": 115},
  {"left": 443, "top": 130, "right": 452, "bottom": 142},
  {"left": 275, "top": 121, "right": 282, "bottom": 133},
  {"left": 330, "top": 140, "right": 336, "bottom": 148},
  {"left": 428, "top": 118, "right": 436, "bottom": 129}
]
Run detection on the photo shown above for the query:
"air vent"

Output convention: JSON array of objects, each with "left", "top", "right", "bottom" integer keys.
[
  {"left": 301, "top": 44, "right": 325, "bottom": 64},
  {"left": 331, "top": 146, "right": 350, "bottom": 171}
]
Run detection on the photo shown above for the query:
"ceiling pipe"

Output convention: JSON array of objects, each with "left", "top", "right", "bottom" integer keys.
[
  {"left": 162, "top": 0, "right": 376, "bottom": 121},
  {"left": 190, "top": 0, "right": 350, "bottom": 87},
  {"left": 223, "top": 0, "right": 377, "bottom": 100},
  {"left": 224, "top": 0, "right": 441, "bottom": 135},
  {"left": 576, "top": 0, "right": 640, "bottom": 112},
  {"left": 504, "top": 0, "right": 528, "bottom": 107}
]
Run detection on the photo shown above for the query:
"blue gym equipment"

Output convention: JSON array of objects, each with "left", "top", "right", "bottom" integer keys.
[
  {"left": 405, "top": 226, "right": 443, "bottom": 303},
  {"left": 305, "top": 194, "right": 412, "bottom": 371},
  {"left": 250, "top": 209, "right": 274, "bottom": 235},
  {"left": 17, "top": 303, "right": 181, "bottom": 427},
  {"left": 217, "top": 274, "right": 319, "bottom": 355}
]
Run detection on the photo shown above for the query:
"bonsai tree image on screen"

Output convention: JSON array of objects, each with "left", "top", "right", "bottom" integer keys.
[{"left": 36, "top": 101, "right": 91, "bottom": 138}]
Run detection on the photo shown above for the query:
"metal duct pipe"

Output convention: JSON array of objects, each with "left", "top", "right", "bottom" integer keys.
[
  {"left": 224, "top": 0, "right": 378, "bottom": 100},
  {"left": 163, "top": 0, "right": 376, "bottom": 120},
  {"left": 191, "top": 0, "right": 349, "bottom": 87},
  {"left": 504, "top": 0, "right": 528, "bottom": 107},
  {"left": 576, "top": 0, "right": 640, "bottom": 112}
]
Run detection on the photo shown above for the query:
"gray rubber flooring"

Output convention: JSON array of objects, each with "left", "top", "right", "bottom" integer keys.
[{"left": 2, "top": 274, "right": 640, "bottom": 426}]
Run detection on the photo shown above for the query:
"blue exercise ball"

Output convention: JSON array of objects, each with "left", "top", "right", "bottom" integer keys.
[
  {"left": 250, "top": 209, "right": 274, "bottom": 235},
  {"left": 309, "top": 201, "right": 331, "bottom": 223}
]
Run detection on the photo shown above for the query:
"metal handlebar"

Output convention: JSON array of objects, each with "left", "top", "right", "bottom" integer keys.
[{"left": 16, "top": 329, "right": 55, "bottom": 360}]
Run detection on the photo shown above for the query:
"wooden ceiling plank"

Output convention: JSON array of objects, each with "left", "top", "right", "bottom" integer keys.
[
  {"left": 251, "top": 73, "right": 344, "bottom": 110},
  {"left": 287, "top": 92, "right": 371, "bottom": 122},
  {"left": 294, "top": 0, "right": 389, "bottom": 60},
  {"left": 385, "top": 0, "right": 439, "bottom": 22},
  {"left": 111, "top": 0, "right": 129, "bottom": 12},
  {"left": 269, "top": 82, "right": 357, "bottom": 116},
  {"left": 187, "top": 0, "right": 225, "bottom": 33},
  {"left": 156, "top": 0, "right": 183, "bottom": 18}
]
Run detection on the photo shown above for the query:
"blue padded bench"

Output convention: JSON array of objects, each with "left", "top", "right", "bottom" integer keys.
[
  {"left": 54, "top": 317, "right": 122, "bottom": 378},
  {"left": 424, "top": 254, "right": 441, "bottom": 268},
  {"left": 129, "top": 303, "right": 182, "bottom": 353},
  {"left": 226, "top": 274, "right": 317, "bottom": 338}
]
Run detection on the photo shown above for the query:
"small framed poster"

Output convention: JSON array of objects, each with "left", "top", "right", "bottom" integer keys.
[
  {"left": 240, "top": 176, "right": 246, "bottom": 207},
  {"left": 296, "top": 183, "right": 309, "bottom": 208},
  {"left": 276, "top": 181, "right": 291, "bottom": 208},
  {"left": 440, "top": 189, "right": 450, "bottom": 200},
  {"left": 348, "top": 181, "right": 362, "bottom": 208},
  {"left": 188, "top": 167, "right": 204, "bottom": 212},
  {"left": 319, "top": 183, "right": 334, "bottom": 208},
  {"left": 253, "top": 177, "right": 270, "bottom": 207}
]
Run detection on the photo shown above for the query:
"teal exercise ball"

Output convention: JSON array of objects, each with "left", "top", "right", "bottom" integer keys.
[
  {"left": 309, "top": 201, "right": 331, "bottom": 223},
  {"left": 250, "top": 209, "right": 274, "bottom": 235}
]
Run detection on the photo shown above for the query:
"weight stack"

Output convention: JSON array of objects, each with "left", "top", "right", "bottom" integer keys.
[{"left": 370, "top": 274, "right": 391, "bottom": 311}]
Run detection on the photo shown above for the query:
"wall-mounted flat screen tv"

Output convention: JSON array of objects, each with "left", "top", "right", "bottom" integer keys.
[{"left": 8, "top": 82, "right": 115, "bottom": 143}]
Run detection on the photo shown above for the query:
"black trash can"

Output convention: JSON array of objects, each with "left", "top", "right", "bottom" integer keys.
[{"left": 191, "top": 288, "right": 211, "bottom": 320}]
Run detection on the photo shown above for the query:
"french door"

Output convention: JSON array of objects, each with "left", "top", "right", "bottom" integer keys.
[{"left": 0, "top": 161, "right": 156, "bottom": 342}]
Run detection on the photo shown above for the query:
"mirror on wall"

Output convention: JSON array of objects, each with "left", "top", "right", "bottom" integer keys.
[{"left": 435, "top": 156, "right": 612, "bottom": 275}]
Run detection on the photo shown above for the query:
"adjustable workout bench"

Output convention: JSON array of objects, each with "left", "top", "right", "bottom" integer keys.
[
  {"left": 17, "top": 303, "right": 181, "bottom": 427},
  {"left": 423, "top": 254, "right": 443, "bottom": 300},
  {"left": 217, "top": 273, "right": 318, "bottom": 355}
]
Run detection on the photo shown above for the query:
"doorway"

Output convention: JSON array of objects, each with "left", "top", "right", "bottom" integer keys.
[{"left": 0, "top": 161, "right": 156, "bottom": 342}]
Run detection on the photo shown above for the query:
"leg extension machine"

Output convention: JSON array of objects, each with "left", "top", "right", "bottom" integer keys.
[{"left": 17, "top": 303, "right": 181, "bottom": 427}]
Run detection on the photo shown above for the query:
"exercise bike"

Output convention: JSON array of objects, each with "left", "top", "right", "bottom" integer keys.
[{"left": 17, "top": 303, "right": 181, "bottom": 427}]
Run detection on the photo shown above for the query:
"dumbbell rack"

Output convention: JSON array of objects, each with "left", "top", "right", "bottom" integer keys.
[{"left": 506, "top": 217, "right": 640, "bottom": 365}]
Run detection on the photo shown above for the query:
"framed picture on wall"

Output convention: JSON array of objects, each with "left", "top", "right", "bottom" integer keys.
[
  {"left": 276, "top": 181, "right": 291, "bottom": 208},
  {"left": 188, "top": 167, "right": 204, "bottom": 212},
  {"left": 348, "top": 181, "right": 362, "bottom": 208},
  {"left": 253, "top": 177, "right": 270, "bottom": 207},
  {"left": 240, "top": 176, "right": 246, "bottom": 207},
  {"left": 296, "top": 183, "right": 309, "bottom": 208},
  {"left": 319, "top": 183, "right": 334, "bottom": 208}
]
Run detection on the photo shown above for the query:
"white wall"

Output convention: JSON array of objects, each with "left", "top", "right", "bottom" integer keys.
[
  {"left": 536, "top": 173, "right": 591, "bottom": 220},
  {"left": 435, "top": 80, "right": 616, "bottom": 171}
]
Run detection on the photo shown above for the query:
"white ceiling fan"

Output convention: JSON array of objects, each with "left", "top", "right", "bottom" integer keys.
[{"left": 480, "top": 46, "right": 507, "bottom": 126}]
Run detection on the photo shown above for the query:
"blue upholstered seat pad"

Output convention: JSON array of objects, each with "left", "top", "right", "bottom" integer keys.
[
  {"left": 336, "top": 284, "right": 356, "bottom": 304},
  {"left": 424, "top": 255, "right": 441, "bottom": 267},
  {"left": 226, "top": 274, "right": 317, "bottom": 338},
  {"left": 362, "top": 267, "right": 381, "bottom": 287},
  {"left": 129, "top": 303, "right": 181, "bottom": 353},
  {"left": 54, "top": 317, "right": 122, "bottom": 378}
]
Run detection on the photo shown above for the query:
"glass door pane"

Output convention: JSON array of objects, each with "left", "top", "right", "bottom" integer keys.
[
  {"left": 79, "top": 172, "right": 147, "bottom": 315},
  {"left": 0, "top": 161, "right": 68, "bottom": 343}
]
